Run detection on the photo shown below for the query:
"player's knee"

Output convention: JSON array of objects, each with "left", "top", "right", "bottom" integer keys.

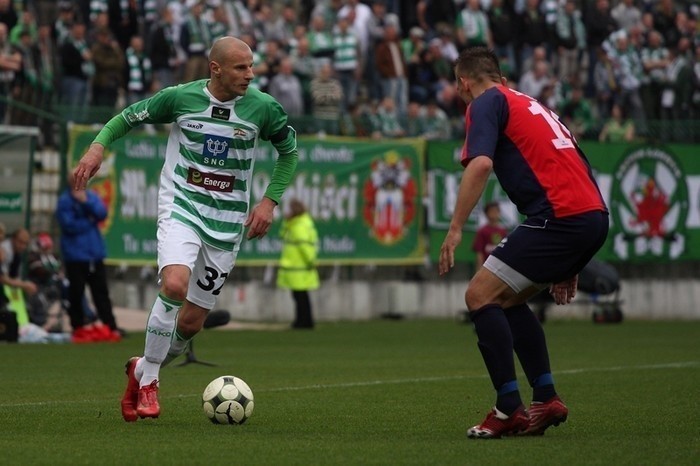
[
  {"left": 160, "top": 277, "right": 188, "bottom": 302},
  {"left": 465, "top": 285, "right": 488, "bottom": 312}
]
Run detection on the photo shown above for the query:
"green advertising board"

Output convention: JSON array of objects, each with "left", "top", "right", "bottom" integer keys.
[
  {"left": 0, "top": 192, "right": 23, "bottom": 212},
  {"left": 426, "top": 141, "right": 700, "bottom": 263},
  {"left": 69, "top": 128, "right": 425, "bottom": 265},
  {"left": 69, "top": 125, "right": 700, "bottom": 265}
]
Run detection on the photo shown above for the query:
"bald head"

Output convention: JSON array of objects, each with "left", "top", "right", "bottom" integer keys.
[
  {"left": 207, "top": 36, "right": 255, "bottom": 100},
  {"left": 209, "top": 36, "right": 251, "bottom": 65}
]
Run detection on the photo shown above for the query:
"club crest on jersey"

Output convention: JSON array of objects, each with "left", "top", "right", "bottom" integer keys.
[
  {"left": 186, "top": 167, "right": 235, "bottom": 192},
  {"left": 211, "top": 106, "right": 231, "bottom": 120},
  {"left": 202, "top": 134, "right": 231, "bottom": 166}
]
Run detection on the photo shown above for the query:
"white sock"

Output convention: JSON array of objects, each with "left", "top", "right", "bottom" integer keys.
[
  {"left": 140, "top": 293, "right": 182, "bottom": 387},
  {"left": 140, "top": 360, "right": 161, "bottom": 387},
  {"left": 161, "top": 329, "right": 192, "bottom": 367},
  {"left": 135, "top": 357, "right": 144, "bottom": 381}
]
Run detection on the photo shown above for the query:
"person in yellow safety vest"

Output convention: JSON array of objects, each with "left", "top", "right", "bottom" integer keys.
[{"left": 277, "top": 198, "right": 320, "bottom": 329}]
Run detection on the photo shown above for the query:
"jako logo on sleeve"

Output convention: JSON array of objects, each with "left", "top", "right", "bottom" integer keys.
[
  {"left": 202, "top": 134, "right": 231, "bottom": 167},
  {"left": 125, "top": 109, "right": 150, "bottom": 124},
  {"left": 187, "top": 167, "right": 235, "bottom": 192}
]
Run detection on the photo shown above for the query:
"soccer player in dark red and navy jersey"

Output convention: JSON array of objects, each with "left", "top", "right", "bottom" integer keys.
[{"left": 439, "top": 47, "right": 608, "bottom": 439}]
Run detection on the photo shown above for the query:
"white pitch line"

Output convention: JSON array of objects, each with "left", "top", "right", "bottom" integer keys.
[
  {"left": 258, "top": 360, "right": 700, "bottom": 393},
  {"left": 260, "top": 374, "right": 480, "bottom": 393},
  {"left": 1, "top": 361, "right": 698, "bottom": 409},
  {"left": 557, "top": 361, "right": 700, "bottom": 375}
]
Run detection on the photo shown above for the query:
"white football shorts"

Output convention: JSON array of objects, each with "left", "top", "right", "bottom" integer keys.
[{"left": 157, "top": 217, "right": 238, "bottom": 309}]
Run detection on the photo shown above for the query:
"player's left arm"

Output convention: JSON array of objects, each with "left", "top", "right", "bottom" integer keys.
[{"left": 246, "top": 99, "right": 299, "bottom": 239}]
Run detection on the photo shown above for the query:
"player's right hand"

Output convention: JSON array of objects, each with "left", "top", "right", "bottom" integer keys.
[
  {"left": 439, "top": 228, "right": 462, "bottom": 275},
  {"left": 73, "top": 144, "right": 104, "bottom": 190}
]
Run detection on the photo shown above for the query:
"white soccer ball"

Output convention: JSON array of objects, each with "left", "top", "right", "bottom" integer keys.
[{"left": 202, "top": 375, "right": 255, "bottom": 424}]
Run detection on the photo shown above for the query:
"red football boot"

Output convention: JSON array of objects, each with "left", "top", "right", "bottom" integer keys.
[
  {"left": 120, "top": 357, "right": 140, "bottom": 422},
  {"left": 523, "top": 396, "right": 568, "bottom": 435},
  {"left": 137, "top": 380, "right": 160, "bottom": 419},
  {"left": 467, "top": 406, "right": 530, "bottom": 439}
]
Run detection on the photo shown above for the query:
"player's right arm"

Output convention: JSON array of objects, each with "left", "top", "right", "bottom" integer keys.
[
  {"left": 73, "top": 143, "right": 106, "bottom": 190},
  {"left": 73, "top": 86, "right": 178, "bottom": 190},
  {"left": 439, "top": 156, "right": 493, "bottom": 275}
]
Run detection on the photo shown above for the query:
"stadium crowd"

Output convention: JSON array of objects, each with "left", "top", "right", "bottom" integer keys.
[{"left": 0, "top": 0, "right": 699, "bottom": 144}]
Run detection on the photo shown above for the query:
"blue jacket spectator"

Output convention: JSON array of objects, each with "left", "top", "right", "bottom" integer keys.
[
  {"left": 55, "top": 172, "right": 119, "bottom": 342},
  {"left": 56, "top": 180, "right": 108, "bottom": 263}
]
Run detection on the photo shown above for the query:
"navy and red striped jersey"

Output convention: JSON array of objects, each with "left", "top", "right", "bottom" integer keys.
[{"left": 460, "top": 85, "right": 607, "bottom": 218}]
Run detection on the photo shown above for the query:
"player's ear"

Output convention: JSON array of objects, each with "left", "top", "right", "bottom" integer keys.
[
  {"left": 500, "top": 76, "right": 508, "bottom": 86},
  {"left": 462, "top": 76, "right": 471, "bottom": 93}
]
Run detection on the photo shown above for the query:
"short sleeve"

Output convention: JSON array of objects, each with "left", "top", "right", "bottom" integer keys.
[{"left": 464, "top": 88, "right": 509, "bottom": 164}]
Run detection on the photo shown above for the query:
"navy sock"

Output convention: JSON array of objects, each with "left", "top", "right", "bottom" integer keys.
[
  {"left": 532, "top": 373, "right": 556, "bottom": 402},
  {"left": 503, "top": 303, "right": 557, "bottom": 402},
  {"left": 470, "top": 304, "right": 522, "bottom": 415}
]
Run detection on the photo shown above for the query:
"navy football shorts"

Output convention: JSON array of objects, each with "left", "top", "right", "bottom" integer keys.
[{"left": 484, "top": 210, "right": 609, "bottom": 293}]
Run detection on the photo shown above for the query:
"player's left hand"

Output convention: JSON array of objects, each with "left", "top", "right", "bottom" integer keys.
[
  {"left": 550, "top": 275, "right": 578, "bottom": 305},
  {"left": 439, "top": 228, "right": 462, "bottom": 275},
  {"left": 245, "top": 197, "right": 276, "bottom": 239}
]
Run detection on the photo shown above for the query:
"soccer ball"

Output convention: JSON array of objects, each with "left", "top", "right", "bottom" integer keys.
[{"left": 202, "top": 375, "right": 255, "bottom": 424}]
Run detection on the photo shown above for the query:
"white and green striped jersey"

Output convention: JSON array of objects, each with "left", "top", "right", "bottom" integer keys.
[
  {"left": 118, "top": 80, "right": 295, "bottom": 251},
  {"left": 333, "top": 31, "right": 358, "bottom": 71},
  {"left": 640, "top": 46, "right": 670, "bottom": 84},
  {"left": 126, "top": 47, "right": 152, "bottom": 92}
]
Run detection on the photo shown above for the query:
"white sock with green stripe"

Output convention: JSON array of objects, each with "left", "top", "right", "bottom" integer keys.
[
  {"left": 161, "top": 329, "right": 192, "bottom": 367},
  {"left": 140, "top": 293, "right": 183, "bottom": 387}
]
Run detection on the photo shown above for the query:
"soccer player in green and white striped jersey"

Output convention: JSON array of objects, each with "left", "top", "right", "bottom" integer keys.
[{"left": 73, "top": 36, "right": 298, "bottom": 422}]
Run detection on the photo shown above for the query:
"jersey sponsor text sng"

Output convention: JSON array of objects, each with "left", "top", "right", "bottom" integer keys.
[
  {"left": 187, "top": 167, "right": 235, "bottom": 192},
  {"left": 203, "top": 134, "right": 231, "bottom": 166}
]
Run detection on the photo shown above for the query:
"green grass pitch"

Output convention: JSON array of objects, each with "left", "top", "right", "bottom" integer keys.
[{"left": 1, "top": 319, "right": 699, "bottom": 465}]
